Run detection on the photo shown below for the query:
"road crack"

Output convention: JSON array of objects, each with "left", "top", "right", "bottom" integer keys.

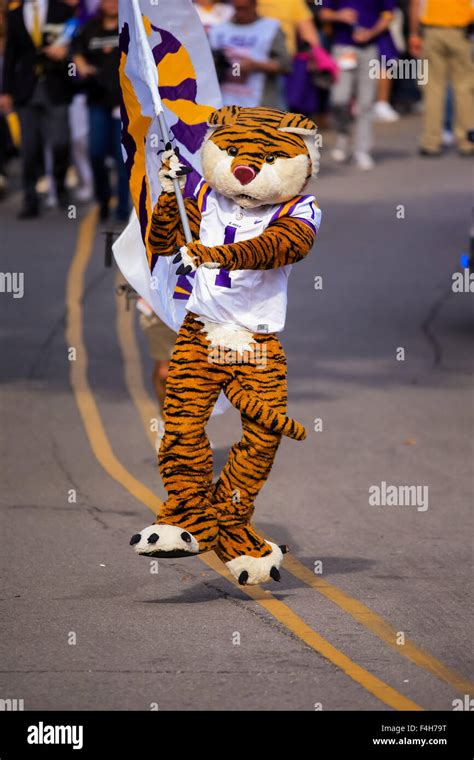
[{"left": 420, "top": 286, "right": 453, "bottom": 367}]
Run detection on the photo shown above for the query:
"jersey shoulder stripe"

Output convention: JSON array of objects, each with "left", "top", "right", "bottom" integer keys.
[
  {"left": 195, "top": 180, "right": 212, "bottom": 213},
  {"left": 270, "top": 195, "right": 304, "bottom": 224},
  {"left": 269, "top": 194, "right": 320, "bottom": 233}
]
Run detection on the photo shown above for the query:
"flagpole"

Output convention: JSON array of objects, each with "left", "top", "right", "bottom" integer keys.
[
  {"left": 132, "top": 0, "right": 193, "bottom": 245},
  {"left": 156, "top": 113, "right": 193, "bottom": 245}
]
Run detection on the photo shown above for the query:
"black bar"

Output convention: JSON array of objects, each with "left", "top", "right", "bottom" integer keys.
[{"left": 0, "top": 711, "right": 471, "bottom": 758}]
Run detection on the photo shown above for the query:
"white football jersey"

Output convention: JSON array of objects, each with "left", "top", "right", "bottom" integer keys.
[{"left": 184, "top": 180, "right": 321, "bottom": 334}]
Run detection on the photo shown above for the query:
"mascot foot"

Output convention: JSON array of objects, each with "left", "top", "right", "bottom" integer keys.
[
  {"left": 130, "top": 524, "right": 200, "bottom": 558},
  {"left": 216, "top": 522, "right": 289, "bottom": 585},
  {"left": 227, "top": 542, "right": 288, "bottom": 586},
  {"left": 130, "top": 498, "right": 219, "bottom": 558}
]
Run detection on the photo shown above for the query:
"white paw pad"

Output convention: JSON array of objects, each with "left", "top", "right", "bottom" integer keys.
[
  {"left": 226, "top": 542, "right": 287, "bottom": 586},
  {"left": 130, "top": 524, "right": 199, "bottom": 558},
  {"left": 179, "top": 246, "right": 198, "bottom": 272}
]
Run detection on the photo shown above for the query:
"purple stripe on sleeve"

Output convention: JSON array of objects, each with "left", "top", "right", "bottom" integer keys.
[
  {"left": 297, "top": 218, "right": 317, "bottom": 234},
  {"left": 270, "top": 203, "right": 285, "bottom": 224},
  {"left": 286, "top": 194, "right": 312, "bottom": 217}
]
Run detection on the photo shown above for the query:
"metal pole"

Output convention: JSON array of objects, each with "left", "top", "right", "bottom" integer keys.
[{"left": 156, "top": 113, "right": 193, "bottom": 245}]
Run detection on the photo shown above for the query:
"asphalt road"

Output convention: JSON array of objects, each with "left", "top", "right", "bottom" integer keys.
[{"left": 1, "top": 115, "right": 472, "bottom": 711}]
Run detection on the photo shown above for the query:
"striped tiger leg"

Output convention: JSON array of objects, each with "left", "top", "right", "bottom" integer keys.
[
  {"left": 130, "top": 315, "right": 227, "bottom": 558},
  {"left": 213, "top": 335, "right": 290, "bottom": 585}
]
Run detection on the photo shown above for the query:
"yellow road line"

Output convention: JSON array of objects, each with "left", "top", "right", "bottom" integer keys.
[
  {"left": 111, "top": 276, "right": 421, "bottom": 711},
  {"left": 65, "top": 207, "right": 162, "bottom": 514},
  {"left": 114, "top": 247, "right": 472, "bottom": 700},
  {"left": 284, "top": 555, "right": 474, "bottom": 695},
  {"left": 203, "top": 553, "right": 421, "bottom": 711},
  {"left": 115, "top": 273, "right": 157, "bottom": 448}
]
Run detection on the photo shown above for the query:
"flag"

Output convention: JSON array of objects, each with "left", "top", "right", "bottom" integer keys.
[
  {"left": 113, "top": 0, "right": 231, "bottom": 415},
  {"left": 113, "top": 0, "right": 221, "bottom": 332}
]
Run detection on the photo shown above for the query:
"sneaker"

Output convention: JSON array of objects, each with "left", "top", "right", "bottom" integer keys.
[
  {"left": 442, "top": 130, "right": 455, "bottom": 147},
  {"left": 331, "top": 135, "right": 349, "bottom": 163},
  {"left": 373, "top": 101, "right": 400, "bottom": 122},
  {"left": 354, "top": 152, "right": 375, "bottom": 170},
  {"left": 75, "top": 184, "right": 94, "bottom": 203},
  {"left": 44, "top": 193, "right": 58, "bottom": 209}
]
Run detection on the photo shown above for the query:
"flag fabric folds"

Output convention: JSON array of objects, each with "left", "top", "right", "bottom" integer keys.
[{"left": 113, "top": 0, "right": 221, "bottom": 333}]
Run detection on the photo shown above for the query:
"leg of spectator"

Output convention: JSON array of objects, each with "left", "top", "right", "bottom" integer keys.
[
  {"left": 70, "top": 94, "right": 93, "bottom": 201},
  {"left": 17, "top": 105, "right": 42, "bottom": 216},
  {"left": 330, "top": 46, "right": 354, "bottom": 162},
  {"left": 420, "top": 28, "right": 447, "bottom": 154},
  {"left": 448, "top": 28, "right": 474, "bottom": 155},
  {"left": 0, "top": 115, "right": 10, "bottom": 195},
  {"left": 88, "top": 105, "right": 111, "bottom": 219},
  {"left": 47, "top": 104, "right": 71, "bottom": 207},
  {"left": 331, "top": 46, "right": 353, "bottom": 137},
  {"left": 354, "top": 45, "right": 378, "bottom": 165}
]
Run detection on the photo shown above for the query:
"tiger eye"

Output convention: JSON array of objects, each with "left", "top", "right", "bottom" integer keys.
[
  {"left": 228, "top": 147, "right": 238, "bottom": 157},
  {"left": 266, "top": 154, "right": 276, "bottom": 164}
]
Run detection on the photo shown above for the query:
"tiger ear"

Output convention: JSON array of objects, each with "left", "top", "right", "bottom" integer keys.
[
  {"left": 207, "top": 106, "right": 242, "bottom": 129},
  {"left": 278, "top": 112, "right": 320, "bottom": 178},
  {"left": 278, "top": 112, "right": 318, "bottom": 136}
]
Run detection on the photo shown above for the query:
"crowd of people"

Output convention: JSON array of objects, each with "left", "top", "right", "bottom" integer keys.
[
  {"left": 0, "top": 0, "right": 124, "bottom": 218},
  {"left": 0, "top": 0, "right": 472, "bottom": 220},
  {"left": 0, "top": 0, "right": 471, "bottom": 441}
]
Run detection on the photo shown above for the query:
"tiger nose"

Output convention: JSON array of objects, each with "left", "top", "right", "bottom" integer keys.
[{"left": 233, "top": 165, "right": 256, "bottom": 186}]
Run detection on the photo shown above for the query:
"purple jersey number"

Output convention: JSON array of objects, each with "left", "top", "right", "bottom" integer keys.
[
  {"left": 215, "top": 269, "right": 232, "bottom": 288},
  {"left": 214, "top": 224, "right": 237, "bottom": 288}
]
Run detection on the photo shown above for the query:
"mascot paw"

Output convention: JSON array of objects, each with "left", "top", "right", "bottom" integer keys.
[
  {"left": 130, "top": 523, "right": 200, "bottom": 558},
  {"left": 173, "top": 246, "right": 198, "bottom": 276},
  {"left": 159, "top": 145, "right": 192, "bottom": 192},
  {"left": 226, "top": 542, "right": 288, "bottom": 586}
]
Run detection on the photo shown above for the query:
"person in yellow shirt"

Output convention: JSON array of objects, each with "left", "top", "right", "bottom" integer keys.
[{"left": 409, "top": 0, "right": 474, "bottom": 156}]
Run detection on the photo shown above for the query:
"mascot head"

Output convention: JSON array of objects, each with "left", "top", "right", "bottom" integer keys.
[{"left": 201, "top": 106, "right": 320, "bottom": 209}]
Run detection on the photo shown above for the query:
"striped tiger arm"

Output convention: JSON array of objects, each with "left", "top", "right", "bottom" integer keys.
[
  {"left": 185, "top": 217, "right": 315, "bottom": 271},
  {"left": 147, "top": 193, "right": 202, "bottom": 258}
]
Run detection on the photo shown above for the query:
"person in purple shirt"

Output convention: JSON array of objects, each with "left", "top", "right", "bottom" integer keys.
[{"left": 321, "top": 0, "right": 395, "bottom": 169}]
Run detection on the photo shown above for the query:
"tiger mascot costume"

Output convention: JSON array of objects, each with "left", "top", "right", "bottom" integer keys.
[{"left": 130, "top": 106, "right": 321, "bottom": 585}]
